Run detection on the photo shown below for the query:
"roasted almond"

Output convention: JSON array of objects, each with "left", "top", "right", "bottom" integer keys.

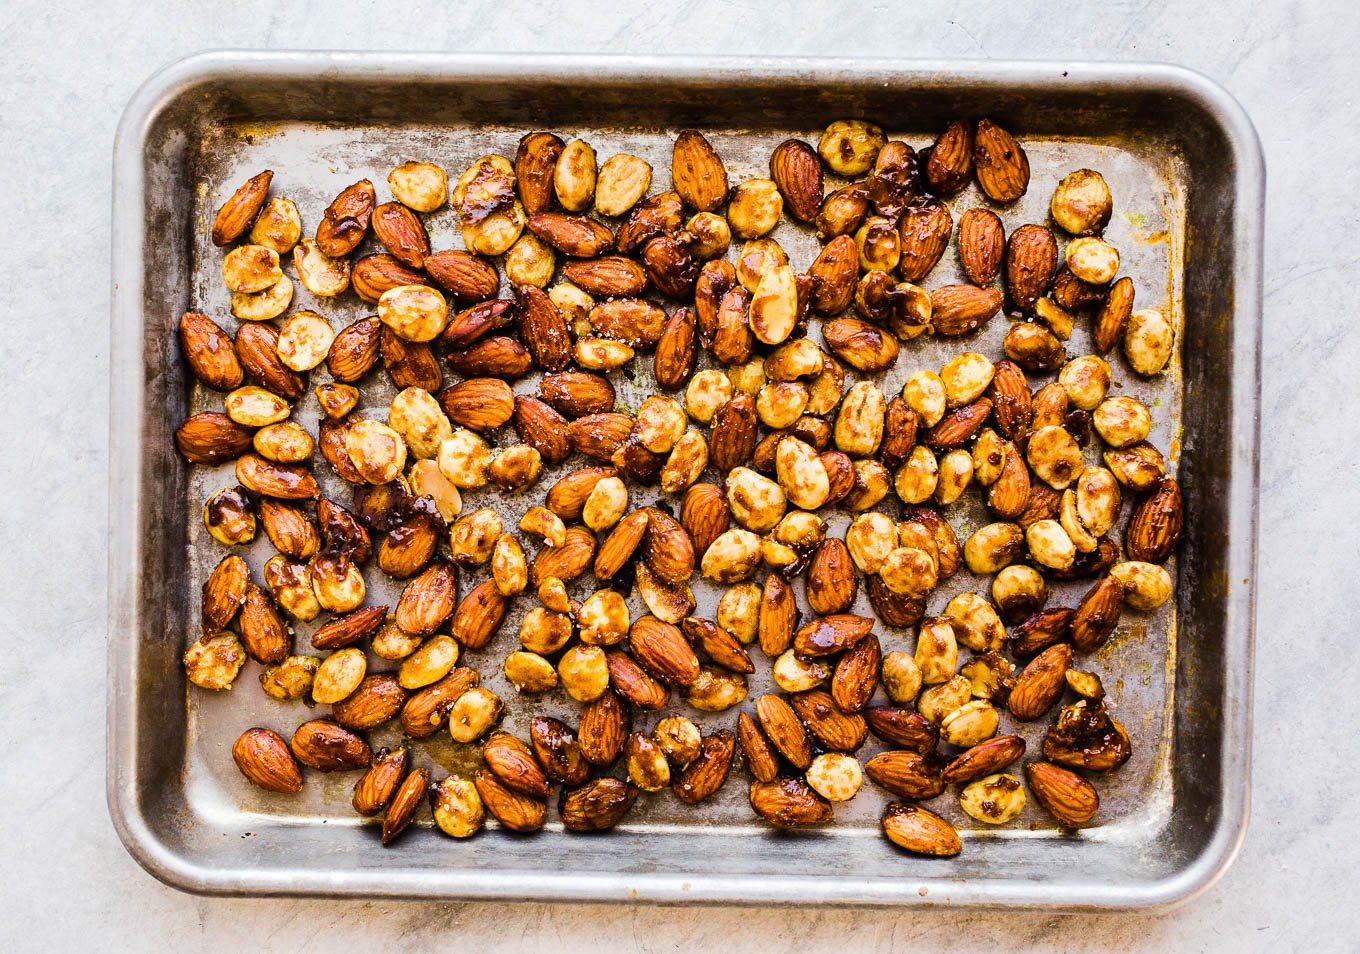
[
  {"left": 629, "top": 616, "right": 700, "bottom": 687},
  {"left": 515, "top": 284, "right": 571, "bottom": 372},
  {"left": 606, "top": 650, "right": 671, "bottom": 710},
  {"left": 540, "top": 371, "right": 616, "bottom": 418},
  {"left": 530, "top": 715, "right": 591, "bottom": 786},
  {"left": 380, "top": 326, "right": 442, "bottom": 392},
  {"left": 482, "top": 731, "right": 551, "bottom": 798},
  {"left": 643, "top": 509, "right": 696, "bottom": 584},
  {"left": 380, "top": 767, "right": 429, "bottom": 845},
  {"left": 1125, "top": 476, "right": 1183, "bottom": 563},
  {"left": 400, "top": 667, "right": 479, "bottom": 737},
  {"left": 290, "top": 719, "right": 371, "bottom": 772},
  {"left": 864, "top": 750, "right": 947, "bottom": 799},
  {"left": 790, "top": 689, "right": 867, "bottom": 752},
  {"left": 866, "top": 574, "right": 926, "bottom": 628},
  {"left": 673, "top": 729, "right": 736, "bottom": 804},
  {"left": 1043, "top": 701, "right": 1132, "bottom": 772},
  {"left": 925, "top": 120, "right": 973, "bottom": 196},
  {"left": 987, "top": 442, "right": 1032, "bottom": 519},
  {"left": 1005, "top": 223, "right": 1059, "bottom": 312},
  {"left": 642, "top": 232, "right": 698, "bottom": 299},
  {"left": 175, "top": 412, "right": 253, "bottom": 465},
  {"left": 371, "top": 201, "right": 430, "bottom": 268},
  {"left": 352, "top": 746, "right": 410, "bottom": 815},
  {"left": 449, "top": 579, "right": 509, "bottom": 650},
  {"left": 515, "top": 132, "right": 565, "bottom": 215},
  {"left": 930, "top": 283, "right": 1004, "bottom": 337},
  {"left": 237, "top": 584, "right": 289, "bottom": 664},
  {"left": 1094, "top": 276, "right": 1135, "bottom": 354},
  {"left": 806, "top": 234, "right": 858, "bottom": 315},
  {"left": 864, "top": 706, "right": 938, "bottom": 753},
  {"left": 315, "top": 179, "right": 375, "bottom": 257},
  {"left": 738, "top": 712, "right": 780, "bottom": 783},
  {"left": 352, "top": 254, "right": 429, "bottom": 304},
  {"left": 755, "top": 693, "right": 812, "bottom": 770},
  {"left": 923, "top": 398, "right": 992, "bottom": 450},
  {"left": 562, "top": 255, "right": 648, "bottom": 297},
  {"left": 881, "top": 802, "right": 961, "bottom": 857},
  {"left": 424, "top": 249, "right": 500, "bottom": 301},
  {"left": 822, "top": 317, "right": 899, "bottom": 373},
  {"left": 769, "top": 138, "right": 824, "bottom": 222},
  {"left": 200, "top": 553, "right": 249, "bottom": 634},
  {"left": 331, "top": 674, "right": 408, "bottom": 730},
  {"left": 503, "top": 394, "right": 570, "bottom": 466},
  {"left": 942, "top": 735, "right": 1026, "bottom": 784},
  {"left": 588, "top": 298, "right": 668, "bottom": 349},
  {"left": 394, "top": 561, "right": 457, "bottom": 637},
  {"left": 474, "top": 768, "right": 547, "bottom": 833},
  {"left": 594, "top": 508, "right": 649, "bottom": 580},
  {"left": 681, "top": 617, "right": 755, "bottom": 674},
  {"left": 235, "top": 321, "right": 304, "bottom": 399},
  {"left": 957, "top": 207, "right": 1005, "bottom": 286},
  {"left": 435, "top": 377, "right": 515, "bottom": 432},
  {"left": 546, "top": 466, "right": 615, "bottom": 522},
  {"left": 1025, "top": 760, "right": 1100, "bottom": 827},
  {"left": 531, "top": 526, "right": 597, "bottom": 586},
  {"left": 898, "top": 198, "right": 952, "bottom": 282},
  {"left": 681, "top": 483, "right": 730, "bottom": 557},
  {"left": 560, "top": 777, "right": 639, "bottom": 832},
  {"left": 447, "top": 335, "right": 532, "bottom": 380},
  {"left": 750, "top": 777, "right": 832, "bottom": 827},
  {"left": 232, "top": 726, "right": 303, "bottom": 793},
  {"left": 527, "top": 212, "right": 614, "bottom": 257},
  {"left": 654, "top": 306, "right": 698, "bottom": 391},
  {"left": 973, "top": 118, "right": 1029, "bottom": 202},
  {"left": 672, "top": 130, "right": 729, "bottom": 212},
  {"left": 758, "top": 573, "right": 797, "bottom": 657},
  {"left": 327, "top": 316, "right": 382, "bottom": 383},
  {"left": 578, "top": 688, "right": 630, "bottom": 766},
  {"left": 709, "top": 393, "right": 758, "bottom": 472},
  {"left": 806, "top": 538, "right": 856, "bottom": 616},
  {"left": 211, "top": 170, "right": 272, "bottom": 246},
  {"left": 1070, "top": 576, "right": 1125, "bottom": 652},
  {"left": 831, "top": 634, "right": 881, "bottom": 713},
  {"left": 617, "top": 190, "right": 684, "bottom": 253},
  {"left": 179, "top": 311, "right": 243, "bottom": 391},
  {"left": 1009, "top": 642, "right": 1072, "bottom": 721}
]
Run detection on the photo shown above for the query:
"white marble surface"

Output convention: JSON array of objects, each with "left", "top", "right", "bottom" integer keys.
[{"left": 0, "top": 0, "right": 1351, "bottom": 948}]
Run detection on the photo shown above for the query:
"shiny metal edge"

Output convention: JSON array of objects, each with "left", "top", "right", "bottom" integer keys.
[{"left": 107, "top": 50, "right": 1263, "bottom": 910}]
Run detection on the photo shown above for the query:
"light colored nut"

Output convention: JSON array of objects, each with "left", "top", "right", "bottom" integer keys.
[
  {"left": 293, "top": 240, "right": 350, "bottom": 297},
  {"left": 345, "top": 419, "right": 408, "bottom": 484},
  {"left": 408, "top": 458, "right": 462, "bottom": 523},
  {"left": 660, "top": 431, "right": 710, "bottom": 494},
  {"left": 880, "top": 547, "right": 938, "bottom": 599},
  {"left": 259, "top": 654, "right": 320, "bottom": 701},
  {"left": 248, "top": 197, "right": 302, "bottom": 254},
  {"left": 940, "top": 352, "right": 995, "bottom": 407},
  {"left": 492, "top": 534, "right": 529, "bottom": 596},
  {"left": 654, "top": 715, "right": 702, "bottom": 768},
  {"left": 504, "top": 650, "right": 559, "bottom": 693},
  {"left": 311, "top": 558, "right": 365, "bottom": 613},
  {"left": 576, "top": 336, "right": 635, "bottom": 371},
  {"left": 399, "top": 635, "right": 459, "bottom": 689},
  {"left": 431, "top": 775, "right": 484, "bottom": 838},
  {"left": 503, "top": 233, "right": 555, "bottom": 287},
  {"left": 771, "top": 510, "right": 825, "bottom": 549},
  {"left": 312, "top": 647, "right": 367, "bottom": 704},
  {"left": 735, "top": 238, "right": 789, "bottom": 293},
  {"left": 463, "top": 200, "right": 526, "bottom": 257},
  {"left": 700, "top": 528, "right": 762, "bottom": 583},
  {"left": 818, "top": 119, "right": 885, "bottom": 176},
  {"left": 378, "top": 284, "right": 448, "bottom": 343},
  {"left": 944, "top": 593, "right": 1005, "bottom": 652},
  {"left": 1065, "top": 237, "right": 1120, "bottom": 285},
  {"left": 685, "top": 369, "right": 734, "bottom": 424},
  {"left": 846, "top": 513, "right": 898, "bottom": 575},
  {"left": 756, "top": 382, "right": 809, "bottom": 430},
  {"left": 854, "top": 216, "right": 900, "bottom": 272},
  {"left": 634, "top": 395, "right": 688, "bottom": 454},
  {"left": 934, "top": 449, "right": 974, "bottom": 505},
  {"left": 627, "top": 734, "right": 672, "bottom": 791},
  {"left": 765, "top": 338, "right": 824, "bottom": 382},
  {"left": 449, "top": 509, "right": 501, "bottom": 566},
  {"left": 552, "top": 284, "right": 596, "bottom": 335},
  {"left": 594, "top": 154, "right": 652, "bottom": 216},
  {"left": 894, "top": 445, "right": 939, "bottom": 504},
  {"left": 1026, "top": 425, "right": 1084, "bottom": 490},
  {"left": 992, "top": 565, "right": 1047, "bottom": 619},
  {"left": 775, "top": 437, "right": 830, "bottom": 511},
  {"left": 964, "top": 522, "right": 1024, "bottom": 575},
  {"left": 914, "top": 618, "right": 960, "bottom": 686},
  {"left": 448, "top": 687, "right": 503, "bottom": 743},
  {"left": 222, "top": 244, "right": 282, "bottom": 293},
  {"left": 725, "top": 467, "right": 787, "bottom": 533},
  {"left": 231, "top": 274, "right": 293, "bottom": 321},
  {"left": 1124, "top": 309, "right": 1175, "bottom": 376},
  {"left": 558, "top": 645, "right": 610, "bottom": 702},
  {"left": 727, "top": 179, "right": 783, "bottom": 239},
  {"left": 881, "top": 651, "right": 923, "bottom": 704},
  {"left": 184, "top": 632, "right": 246, "bottom": 690},
  {"left": 940, "top": 700, "right": 1000, "bottom": 748},
  {"left": 845, "top": 459, "right": 890, "bottom": 511},
  {"left": 578, "top": 589, "right": 631, "bottom": 646},
  {"left": 438, "top": 428, "right": 493, "bottom": 489},
  {"left": 253, "top": 421, "right": 314, "bottom": 464},
  {"left": 960, "top": 773, "right": 1026, "bottom": 824},
  {"left": 834, "top": 381, "right": 886, "bottom": 458},
  {"left": 389, "top": 387, "right": 454, "bottom": 460},
  {"left": 1075, "top": 466, "right": 1122, "bottom": 536},
  {"left": 685, "top": 667, "right": 748, "bottom": 711},
  {"left": 1026, "top": 518, "right": 1076, "bottom": 570},
  {"left": 1093, "top": 396, "right": 1152, "bottom": 448},
  {"left": 554, "top": 139, "right": 597, "bottom": 211},
  {"left": 1058, "top": 356, "right": 1111, "bottom": 411},
  {"left": 972, "top": 429, "right": 1006, "bottom": 486},
  {"left": 805, "top": 356, "right": 845, "bottom": 416},
  {"left": 224, "top": 386, "right": 290, "bottom": 427},
  {"left": 582, "top": 476, "right": 629, "bottom": 532},
  {"left": 716, "top": 583, "right": 762, "bottom": 644},
  {"left": 919, "top": 673, "right": 972, "bottom": 723},
  {"left": 727, "top": 356, "right": 768, "bottom": 395},
  {"left": 1110, "top": 561, "right": 1173, "bottom": 611},
  {"left": 772, "top": 650, "right": 830, "bottom": 693},
  {"left": 806, "top": 753, "right": 863, "bottom": 802},
  {"left": 388, "top": 161, "right": 448, "bottom": 212},
  {"left": 488, "top": 444, "right": 543, "bottom": 492},
  {"left": 538, "top": 575, "right": 570, "bottom": 612},
  {"left": 371, "top": 620, "right": 423, "bottom": 661},
  {"left": 518, "top": 607, "right": 572, "bottom": 655},
  {"left": 685, "top": 212, "right": 731, "bottom": 259},
  {"left": 903, "top": 370, "right": 947, "bottom": 428},
  {"left": 519, "top": 505, "right": 567, "bottom": 547},
  {"left": 1051, "top": 168, "right": 1112, "bottom": 235},
  {"left": 275, "top": 310, "right": 335, "bottom": 372}
]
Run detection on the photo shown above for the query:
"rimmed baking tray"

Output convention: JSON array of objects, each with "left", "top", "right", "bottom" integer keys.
[{"left": 108, "top": 51, "right": 1261, "bottom": 909}]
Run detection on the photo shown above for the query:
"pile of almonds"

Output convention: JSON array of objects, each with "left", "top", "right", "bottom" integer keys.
[{"left": 180, "top": 115, "right": 1181, "bottom": 855}]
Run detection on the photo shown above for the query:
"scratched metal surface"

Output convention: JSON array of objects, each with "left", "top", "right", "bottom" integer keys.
[{"left": 110, "top": 54, "right": 1258, "bottom": 908}]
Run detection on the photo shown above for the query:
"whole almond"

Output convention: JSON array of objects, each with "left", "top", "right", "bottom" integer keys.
[
  {"left": 642, "top": 232, "right": 698, "bottom": 299},
  {"left": 1025, "top": 761, "right": 1100, "bottom": 827},
  {"left": 560, "top": 777, "right": 639, "bottom": 831},
  {"left": 879, "top": 397, "right": 919, "bottom": 470},
  {"left": 758, "top": 573, "right": 797, "bottom": 657},
  {"left": 327, "top": 316, "right": 382, "bottom": 383},
  {"left": 400, "top": 667, "right": 479, "bottom": 737},
  {"left": 816, "top": 185, "right": 871, "bottom": 239},
  {"left": 673, "top": 729, "right": 735, "bottom": 804},
  {"left": 474, "top": 768, "right": 547, "bottom": 832},
  {"left": 450, "top": 579, "right": 509, "bottom": 650},
  {"left": 988, "top": 443, "right": 1032, "bottom": 519},
  {"left": 1070, "top": 576, "right": 1125, "bottom": 652},
  {"left": 930, "top": 284, "right": 1004, "bottom": 337},
  {"left": 790, "top": 689, "right": 868, "bottom": 752},
  {"left": 527, "top": 212, "right": 614, "bottom": 258},
  {"left": 447, "top": 336, "right": 532, "bottom": 380},
  {"left": 925, "top": 120, "right": 973, "bottom": 196},
  {"left": 1094, "top": 276, "right": 1135, "bottom": 354},
  {"left": 617, "top": 190, "right": 684, "bottom": 253},
  {"left": 547, "top": 466, "right": 615, "bottom": 521},
  {"left": 238, "top": 584, "right": 289, "bottom": 664},
  {"left": 371, "top": 201, "right": 430, "bottom": 268},
  {"left": 864, "top": 750, "right": 947, "bottom": 800},
  {"left": 175, "top": 412, "right": 253, "bottom": 465},
  {"left": 987, "top": 359, "right": 1033, "bottom": 440},
  {"left": 806, "top": 538, "right": 856, "bottom": 616},
  {"left": 973, "top": 118, "right": 1030, "bottom": 202},
  {"left": 654, "top": 306, "right": 698, "bottom": 391},
  {"left": 352, "top": 746, "right": 410, "bottom": 815},
  {"left": 258, "top": 499, "right": 319, "bottom": 561},
  {"left": 540, "top": 371, "right": 616, "bottom": 418},
  {"left": 318, "top": 417, "right": 364, "bottom": 484},
  {"left": 315, "top": 179, "right": 375, "bottom": 258},
  {"left": 201, "top": 554, "right": 248, "bottom": 634},
  {"left": 531, "top": 526, "right": 597, "bottom": 585},
  {"left": 235, "top": 322, "right": 304, "bottom": 399},
  {"left": 594, "top": 509, "right": 649, "bottom": 580},
  {"left": 438, "top": 377, "right": 515, "bottom": 431},
  {"left": 331, "top": 674, "right": 408, "bottom": 730},
  {"left": 738, "top": 712, "right": 780, "bottom": 783},
  {"left": 606, "top": 650, "right": 671, "bottom": 710},
  {"left": 515, "top": 284, "right": 571, "bottom": 372},
  {"left": 711, "top": 285, "right": 754, "bottom": 365},
  {"left": 709, "top": 394, "right": 758, "bottom": 471},
  {"left": 424, "top": 249, "right": 499, "bottom": 301},
  {"left": 579, "top": 689, "right": 630, "bottom": 765},
  {"left": 672, "top": 130, "right": 729, "bottom": 212},
  {"left": 1125, "top": 476, "right": 1183, "bottom": 563},
  {"left": 898, "top": 198, "right": 952, "bottom": 282},
  {"left": 394, "top": 561, "right": 457, "bottom": 637},
  {"left": 1005, "top": 224, "right": 1059, "bottom": 311},
  {"left": 807, "top": 234, "right": 857, "bottom": 315},
  {"left": 515, "top": 132, "right": 565, "bottom": 215},
  {"left": 864, "top": 706, "right": 938, "bottom": 753},
  {"left": 352, "top": 254, "right": 429, "bottom": 304},
  {"left": 866, "top": 575, "right": 926, "bottom": 628},
  {"left": 232, "top": 727, "right": 303, "bottom": 793},
  {"left": 179, "top": 312, "right": 243, "bottom": 391},
  {"left": 681, "top": 617, "right": 755, "bottom": 674},
  {"left": 212, "top": 170, "right": 272, "bottom": 246},
  {"left": 482, "top": 731, "right": 550, "bottom": 798},
  {"left": 629, "top": 616, "right": 700, "bottom": 687},
  {"left": 1052, "top": 266, "right": 1110, "bottom": 311},
  {"left": 755, "top": 694, "right": 811, "bottom": 770},
  {"left": 290, "top": 719, "right": 371, "bottom": 772},
  {"left": 513, "top": 395, "right": 572, "bottom": 465},
  {"left": 694, "top": 259, "right": 736, "bottom": 342},
  {"left": 588, "top": 298, "right": 668, "bottom": 348},
  {"left": 681, "top": 483, "right": 730, "bottom": 557},
  {"left": 943, "top": 735, "right": 1026, "bottom": 785},
  {"left": 924, "top": 398, "right": 992, "bottom": 450},
  {"left": 831, "top": 634, "right": 881, "bottom": 713},
  {"left": 957, "top": 207, "right": 1005, "bottom": 285},
  {"left": 380, "top": 326, "right": 442, "bottom": 392},
  {"left": 530, "top": 715, "right": 591, "bottom": 785},
  {"left": 380, "top": 766, "right": 429, "bottom": 845},
  {"left": 1009, "top": 642, "right": 1072, "bottom": 721},
  {"left": 750, "top": 777, "right": 832, "bottom": 827},
  {"left": 643, "top": 509, "right": 696, "bottom": 584},
  {"left": 822, "top": 318, "right": 899, "bottom": 373},
  {"left": 562, "top": 256, "right": 648, "bottom": 297},
  {"left": 1008, "top": 608, "right": 1075, "bottom": 658},
  {"left": 377, "top": 510, "right": 440, "bottom": 579},
  {"left": 881, "top": 802, "right": 961, "bottom": 857},
  {"left": 769, "top": 138, "right": 824, "bottom": 222}
]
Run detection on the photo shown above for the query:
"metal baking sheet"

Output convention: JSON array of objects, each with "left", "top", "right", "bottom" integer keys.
[{"left": 108, "top": 52, "right": 1261, "bottom": 909}]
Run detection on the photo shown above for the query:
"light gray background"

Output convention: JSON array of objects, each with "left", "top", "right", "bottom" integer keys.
[{"left": 0, "top": 0, "right": 1349, "bottom": 948}]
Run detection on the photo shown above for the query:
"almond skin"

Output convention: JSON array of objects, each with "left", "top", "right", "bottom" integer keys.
[
  {"left": 866, "top": 575, "right": 926, "bottom": 628},
  {"left": 642, "top": 232, "right": 698, "bottom": 299},
  {"left": 898, "top": 198, "right": 952, "bottom": 282},
  {"left": 235, "top": 322, "right": 304, "bottom": 399},
  {"left": 594, "top": 509, "right": 649, "bottom": 580},
  {"left": 563, "top": 256, "right": 648, "bottom": 297},
  {"left": 957, "top": 208, "right": 1005, "bottom": 285},
  {"left": 380, "top": 766, "right": 429, "bottom": 845},
  {"left": 352, "top": 746, "right": 410, "bottom": 815},
  {"left": 807, "top": 234, "right": 858, "bottom": 315},
  {"left": 654, "top": 307, "right": 698, "bottom": 391},
  {"left": 371, "top": 201, "right": 430, "bottom": 268},
  {"left": 681, "top": 483, "right": 730, "bottom": 557},
  {"left": 588, "top": 298, "right": 668, "bottom": 348},
  {"left": 681, "top": 617, "right": 754, "bottom": 674},
  {"left": 515, "top": 284, "right": 571, "bottom": 372},
  {"left": 988, "top": 442, "right": 1031, "bottom": 519},
  {"left": 1095, "top": 276, "right": 1135, "bottom": 354},
  {"left": 709, "top": 394, "right": 758, "bottom": 472},
  {"left": 380, "top": 326, "right": 442, "bottom": 392},
  {"left": 738, "top": 712, "right": 780, "bottom": 783},
  {"left": 807, "top": 538, "right": 856, "bottom": 616},
  {"left": 643, "top": 509, "right": 696, "bottom": 584},
  {"left": 987, "top": 359, "right": 1033, "bottom": 440},
  {"left": 179, "top": 312, "right": 243, "bottom": 391},
  {"left": 352, "top": 254, "right": 430, "bottom": 304},
  {"left": 578, "top": 689, "right": 630, "bottom": 766},
  {"left": 394, "top": 561, "right": 458, "bottom": 637},
  {"left": 672, "top": 130, "right": 729, "bottom": 212},
  {"left": 769, "top": 138, "right": 824, "bottom": 222},
  {"left": 617, "top": 190, "right": 684, "bottom": 253},
  {"left": 547, "top": 466, "right": 615, "bottom": 522},
  {"left": 749, "top": 777, "right": 832, "bottom": 827},
  {"left": 515, "top": 132, "right": 565, "bottom": 215},
  {"left": 201, "top": 554, "right": 249, "bottom": 634},
  {"left": 565, "top": 412, "right": 633, "bottom": 462},
  {"left": 482, "top": 732, "right": 551, "bottom": 798},
  {"left": 1070, "top": 576, "right": 1125, "bottom": 652},
  {"left": 514, "top": 395, "right": 572, "bottom": 465},
  {"left": 925, "top": 120, "right": 973, "bottom": 196},
  {"left": 881, "top": 802, "right": 961, "bottom": 857},
  {"left": 327, "top": 316, "right": 382, "bottom": 383},
  {"left": 531, "top": 526, "right": 597, "bottom": 585},
  {"left": 290, "top": 719, "right": 372, "bottom": 772},
  {"left": 424, "top": 249, "right": 500, "bottom": 301},
  {"left": 232, "top": 727, "right": 302, "bottom": 793},
  {"left": 331, "top": 674, "right": 408, "bottom": 730},
  {"left": 539, "top": 371, "right": 616, "bottom": 418},
  {"left": 1125, "top": 476, "right": 1183, "bottom": 563},
  {"left": 438, "top": 377, "right": 516, "bottom": 431},
  {"left": 831, "top": 633, "right": 881, "bottom": 713},
  {"left": 238, "top": 584, "right": 289, "bottom": 664},
  {"left": 864, "top": 750, "right": 947, "bottom": 799},
  {"left": 930, "top": 284, "right": 1004, "bottom": 337},
  {"left": 606, "top": 650, "right": 671, "bottom": 710},
  {"left": 1009, "top": 642, "right": 1072, "bottom": 721},
  {"left": 755, "top": 694, "right": 812, "bottom": 770},
  {"left": 758, "top": 573, "right": 797, "bottom": 657},
  {"left": 973, "top": 118, "right": 1030, "bottom": 202},
  {"left": 450, "top": 579, "right": 510, "bottom": 650},
  {"left": 401, "top": 668, "right": 480, "bottom": 738},
  {"left": 1005, "top": 224, "right": 1059, "bottom": 312},
  {"left": 673, "top": 729, "right": 735, "bottom": 804},
  {"left": 530, "top": 715, "right": 591, "bottom": 786},
  {"left": 629, "top": 616, "right": 700, "bottom": 687},
  {"left": 942, "top": 735, "right": 1026, "bottom": 784},
  {"left": 1025, "top": 760, "right": 1100, "bottom": 827},
  {"left": 447, "top": 336, "right": 532, "bottom": 380},
  {"left": 790, "top": 689, "right": 867, "bottom": 752},
  {"left": 315, "top": 179, "right": 375, "bottom": 258},
  {"left": 864, "top": 706, "right": 938, "bottom": 753},
  {"left": 822, "top": 318, "right": 899, "bottom": 374},
  {"left": 560, "top": 777, "right": 639, "bottom": 831},
  {"left": 212, "top": 170, "right": 272, "bottom": 246},
  {"left": 924, "top": 398, "right": 992, "bottom": 450},
  {"left": 175, "top": 412, "right": 253, "bottom": 465},
  {"left": 527, "top": 212, "right": 615, "bottom": 257},
  {"left": 474, "top": 768, "right": 547, "bottom": 833}
]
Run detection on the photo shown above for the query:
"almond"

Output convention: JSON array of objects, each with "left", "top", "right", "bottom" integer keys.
[
  {"left": 400, "top": 667, "right": 480, "bottom": 737},
  {"left": 531, "top": 526, "right": 597, "bottom": 585},
  {"left": 672, "top": 130, "right": 729, "bottom": 212},
  {"left": 578, "top": 689, "right": 630, "bottom": 766},
  {"left": 255, "top": 500, "right": 316, "bottom": 560},
  {"left": 816, "top": 185, "right": 871, "bottom": 239},
  {"left": 709, "top": 393, "right": 758, "bottom": 472},
  {"left": 629, "top": 615, "right": 700, "bottom": 687},
  {"left": 352, "top": 254, "right": 429, "bottom": 304},
  {"left": 379, "top": 326, "right": 442, "bottom": 392},
  {"left": 439, "top": 299, "right": 514, "bottom": 350},
  {"left": 822, "top": 318, "right": 899, "bottom": 373},
  {"left": 831, "top": 634, "right": 881, "bottom": 713},
  {"left": 758, "top": 572, "right": 797, "bottom": 657},
  {"left": 866, "top": 574, "right": 926, "bottom": 628},
  {"left": 379, "top": 766, "right": 428, "bottom": 845},
  {"left": 643, "top": 509, "right": 696, "bottom": 584},
  {"left": 1094, "top": 276, "right": 1134, "bottom": 354},
  {"left": 694, "top": 259, "right": 736, "bottom": 342},
  {"left": 789, "top": 689, "right": 867, "bottom": 752},
  {"left": 988, "top": 443, "right": 1031, "bottom": 519},
  {"left": 864, "top": 141, "right": 921, "bottom": 220},
  {"left": 1009, "top": 642, "right": 1072, "bottom": 720},
  {"left": 1070, "top": 576, "right": 1125, "bottom": 652},
  {"left": 309, "top": 606, "right": 387, "bottom": 655},
  {"left": 1043, "top": 701, "right": 1131, "bottom": 772},
  {"left": 540, "top": 371, "right": 616, "bottom": 418},
  {"left": 864, "top": 706, "right": 938, "bottom": 753},
  {"left": 1125, "top": 476, "right": 1183, "bottom": 563},
  {"left": 957, "top": 207, "right": 1004, "bottom": 285},
  {"left": 680, "top": 483, "right": 730, "bottom": 557},
  {"left": 617, "top": 190, "right": 684, "bottom": 252},
  {"left": 560, "top": 777, "right": 638, "bottom": 831},
  {"left": 179, "top": 311, "right": 243, "bottom": 391},
  {"left": 511, "top": 395, "right": 571, "bottom": 465},
  {"left": 235, "top": 454, "right": 317, "bottom": 501},
  {"left": 236, "top": 584, "right": 288, "bottom": 664},
  {"left": 987, "top": 359, "right": 1032, "bottom": 440},
  {"left": 925, "top": 120, "right": 973, "bottom": 196},
  {"left": 673, "top": 729, "right": 735, "bottom": 804},
  {"left": 315, "top": 179, "right": 375, "bottom": 257},
  {"left": 562, "top": 256, "right": 648, "bottom": 297},
  {"left": 606, "top": 650, "right": 671, "bottom": 710},
  {"left": 642, "top": 232, "right": 698, "bottom": 299},
  {"left": 317, "top": 417, "right": 364, "bottom": 484},
  {"left": 973, "top": 118, "right": 1029, "bottom": 202},
  {"left": 327, "top": 316, "right": 382, "bottom": 383},
  {"left": 680, "top": 617, "right": 754, "bottom": 674},
  {"left": 1052, "top": 266, "right": 1109, "bottom": 311},
  {"left": 711, "top": 285, "right": 754, "bottom": 365},
  {"left": 864, "top": 750, "right": 947, "bottom": 799},
  {"left": 474, "top": 768, "right": 547, "bottom": 833},
  {"left": 898, "top": 198, "right": 952, "bottom": 282},
  {"left": 878, "top": 397, "right": 919, "bottom": 470},
  {"left": 880, "top": 802, "right": 961, "bottom": 857},
  {"left": 423, "top": 249, "right": 498, "bottom": 301},
  {"left": 589, "top": 298, "right": 668, "bottom": 349},
  {"left": 200, "top": 554, "right": 248, "bottom": 634},
  {"left": 807, "top": 234, "right": 857, "bottom": 315},
  {"left": 738, "top": 712, "right": 780, "bottom": 783},
  {"left": 1005, "top": 223, "right": 1059, "bottom": 311},
  {"left": 514, "top": 132, "right": 565, "bottom": 215},
  {"left": 331, "top": 673, "right": 407, "bottom": 731},
  {"left": 653, "top": 306, "right": 697, "bottom": 391},
  {"left": 482, "top": 731, "right": 550, "bottom": 798},
  {"left": 755, "top": 693, "right": 812, "bottom": 770},
  {"left": 613, "top": 435, "right": 665, "bottom": 484},
  {"left": 352, "top": 746, "right": 410, "bottom": 815},
  {"left": 769, "top": 138, "right": 823, "bottom": 222},
  {"left": 211, "top": 170, "right": 272, "bottom": 246},
  {"left": 930, "top": 284, "right": 1004, "bottom": 337},
  {"left": 290, "top": 719, "right": 371, "bottom": 772},
  {"left": 749, "top": 777, "right": 832, "bottom": 827},
  {"left": 377, "top": 510, "right": 440, "bottom": 580},
  {"left": 593, "top": 508, "right": 649, "bottom": 580},
  {"left": 924, "top": 398, "right": 992, "bottom": 450},
  {"left": 514, "top": 284, "right": 571, "bottom": 372},
  {"left": 547, "top": 466, "right": 615, "bottom": 522},
  {"left": 235, "top": 322, "right": 304, "bottom": 399},
  {"left": 526, "top": 212, "right": 614, "bottom": 257},
  {"left": 174, "top": 412, "right": 253, "bottom": 465},
  {"left": 393, "top": 561, "right": 457, "bottom": 637},
  {"left": 450, "top": 579, "right": 509, "bottom": 650},
  {"left": 1025, "top": 760, "right": 1100, "bottom": 827},
  {"left": 802, "top": 539, "right": 852, "bottom": 616},
  {"left": 371, "top": 201, "right": 429, "bottom": 268},
  {"left": 436, "top": 378, "right": 514, "bottom": 432},
  {"left": 942, "top": 735, "right": 1026, "bottom": 784},
  {"left": 447, "top": 336, "right": 532, "bottom": 380},
  {"left": 232, "top": 726, "right": 302, "bottom": 793}
]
